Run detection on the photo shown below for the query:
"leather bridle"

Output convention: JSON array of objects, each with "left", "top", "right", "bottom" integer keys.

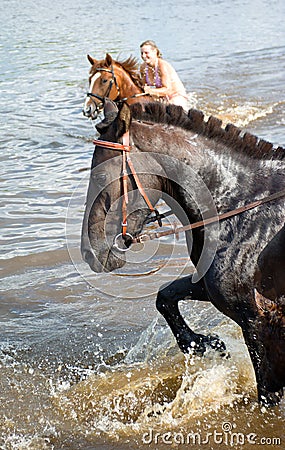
[
  {"left": 93, "top": 131, "right": 163, "bottom": 252},
  {"left": 86, "top": 66, "right": 149, "bottom": 115},
  {"left": 87, "top": 65, "right": 121, "bottom": 115}
]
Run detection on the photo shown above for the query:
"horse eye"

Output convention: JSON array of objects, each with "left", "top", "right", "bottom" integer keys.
[{"left": 101, "top": 78, "right": 108, "bottom": 84}]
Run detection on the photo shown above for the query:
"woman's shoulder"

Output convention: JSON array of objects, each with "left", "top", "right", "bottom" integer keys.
[{"left": 158, "top": 58, "right": 175, "bottom": 73}]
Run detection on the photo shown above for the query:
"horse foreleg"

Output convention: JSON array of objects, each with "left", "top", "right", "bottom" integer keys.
[
  {"left": 156, "top": 275, "right": 227, "bottom": 356},
  {"left": 241, "top": 315, "right": 284, "bottom": 406},
  {"left": 248, "top": 225, "right": 285, "bottom": 405}
]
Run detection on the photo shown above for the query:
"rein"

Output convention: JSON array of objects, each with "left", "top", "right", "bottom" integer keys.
[
  {"left": 118, "top": 92, "right": 150, "bottom": 103},
  {"left": 92, "top": 134, "right": 285, "bottom": 250},
  {"left": 133, "top": 189, "right": 285, "bottom": 244}
]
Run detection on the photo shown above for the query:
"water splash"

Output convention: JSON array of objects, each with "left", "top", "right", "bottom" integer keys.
[
  {"left": 215, "top": 102, "right": 277, "bottom": 128},
  {"left": 52, "top": 318, "right": 256, "bottom": 442}
]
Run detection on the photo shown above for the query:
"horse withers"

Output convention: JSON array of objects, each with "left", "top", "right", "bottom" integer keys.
[{"left": 81, "top": 100, "right": 285, "bottom": 406}]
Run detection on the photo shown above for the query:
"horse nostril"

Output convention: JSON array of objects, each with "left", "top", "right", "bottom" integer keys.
[{"left": 83, "top": 106, "right": 91, "bottom": 117}]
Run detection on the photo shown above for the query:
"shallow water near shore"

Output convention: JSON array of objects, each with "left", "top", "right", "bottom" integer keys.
[{"left": 1, "top": 0, "right": 284, "bottom": 448}]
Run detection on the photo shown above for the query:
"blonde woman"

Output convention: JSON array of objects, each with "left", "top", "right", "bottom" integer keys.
[{"left": 140, "top": 40, "right": 188, "bottom": 110}]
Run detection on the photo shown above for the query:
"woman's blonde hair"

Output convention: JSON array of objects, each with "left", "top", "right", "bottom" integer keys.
[{"left": 140, "top": 40, "right": 162, "bottom": 58}]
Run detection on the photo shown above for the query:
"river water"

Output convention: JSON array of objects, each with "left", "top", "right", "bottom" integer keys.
[{"left": 0, "top": 0, "right": 284, "bottom": 448}]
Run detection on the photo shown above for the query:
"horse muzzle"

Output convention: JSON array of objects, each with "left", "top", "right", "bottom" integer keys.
[
  {"left": 82, "top": 104, "right": 101, "bottom": 120},
  {"left": 81, "top": 236, "right": 126, "bottom": 273},
  {"left": 83, "top": 94, "right": 104, "bottom": 120},
  {"left": 82, "top": 104, "right": 94, "bottom": 118}
]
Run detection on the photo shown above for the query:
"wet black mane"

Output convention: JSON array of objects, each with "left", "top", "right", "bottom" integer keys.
[{"left": 130, "top": 102, "right": 285, "bottom": 160}]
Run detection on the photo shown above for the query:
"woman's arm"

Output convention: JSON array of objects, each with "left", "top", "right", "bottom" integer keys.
[
  {"left": 156, "top": 59, "right": 173, "bottom": 94},
  {"left": 143, "top": 59, "right": 173, "bottom": 97}
]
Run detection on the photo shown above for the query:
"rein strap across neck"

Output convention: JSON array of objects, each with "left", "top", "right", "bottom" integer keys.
[
  {"left": 93, "top": 133, "right": 285, "bottom": 246},
  {"left": 133, "top": 189, "right": 285, "bottom": 243}
]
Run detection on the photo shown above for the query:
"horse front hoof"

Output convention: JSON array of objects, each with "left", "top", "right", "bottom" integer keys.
[
  {"left": 259, "top": 388, "right": 283, "bottom": 407},
  {"left": 177, "top": 334, "right": 207, "bottom": 356},
  {"left": 177, "top": 333, "right": 229, "bottom": 358},
  {"left": 204, "top": 334, "right": 229, "bottom": 358}
]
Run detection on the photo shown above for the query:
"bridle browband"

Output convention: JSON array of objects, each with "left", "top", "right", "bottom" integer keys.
[{"left": 93, "top": 133, "right": 285, "bottom": 251}]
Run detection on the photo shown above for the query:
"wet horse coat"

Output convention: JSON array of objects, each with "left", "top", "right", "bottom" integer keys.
[{"left": 81, "top": 101, "right": 285, "bottom": 406}]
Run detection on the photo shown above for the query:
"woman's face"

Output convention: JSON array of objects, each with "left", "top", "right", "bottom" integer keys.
[{"left": 140, "top": 45, "right": 158, "bottom": 66}]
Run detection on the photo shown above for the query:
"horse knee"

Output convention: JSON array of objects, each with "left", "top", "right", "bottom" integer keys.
[
  {"left": 156, "top": 283, "right": 173, "bottom": 314},
  {"left": 156, "top": 275, "right": 206, "bottom": 314}
]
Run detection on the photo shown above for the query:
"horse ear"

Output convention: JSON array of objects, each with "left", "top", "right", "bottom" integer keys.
[
  {"left": 96, "top": 98, "right": 118, "bottom": 132},
  {"left": 105, "top": 53, "right": 113, "bottom": 67},
  {"left": 118, "top": 103, "right": 131, "bottom": 135},
  {"left": 87, "top": 54, "right": 97, "bottom": 66},
  {"left": 103, "top": 98, "right": 119, "bottom": 122}
]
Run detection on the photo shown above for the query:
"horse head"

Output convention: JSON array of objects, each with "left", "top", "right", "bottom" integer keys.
[
  {"left": 83, "top": 53, "right": 146, "bottom": 120},
  {"left": 81, "top": 99, "right": 162, "bottom": 272},
  {"left": 83, "top": 53, "right": 120, "bottom": 119}
]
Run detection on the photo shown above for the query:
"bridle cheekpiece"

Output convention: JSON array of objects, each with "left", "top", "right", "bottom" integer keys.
[{"left": 93, "top": 131, "right": 162, "bottom": 252}]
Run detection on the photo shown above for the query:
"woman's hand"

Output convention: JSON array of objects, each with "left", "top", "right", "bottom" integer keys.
[{"left": 143, "top": 85, "right": 155, "bottom": 96}]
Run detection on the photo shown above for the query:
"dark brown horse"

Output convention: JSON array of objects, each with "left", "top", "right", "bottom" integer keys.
[
  {"left": 81, "top": 100, "right": 285, "bottom": 406},
  {"left": 83, "top": 53, "right": 150, "bottom": 119}
]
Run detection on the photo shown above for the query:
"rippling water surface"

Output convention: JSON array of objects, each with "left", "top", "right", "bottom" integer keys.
[{"left": 0, "top": 0, "right": 284, "bottom": 448}]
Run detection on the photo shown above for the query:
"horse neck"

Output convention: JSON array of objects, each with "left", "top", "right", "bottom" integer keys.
[
  {"left": 115, "top": 66, "right": 143, "bottom": 102},
  {"left": 130, "top": 119, "right": 284, "bottom": 266},
  {"left": 131, "top": 122, "right": 210, "bottom": 218},
  {"left": 130, "top": 120, "right": 256, "bottom": 216}
]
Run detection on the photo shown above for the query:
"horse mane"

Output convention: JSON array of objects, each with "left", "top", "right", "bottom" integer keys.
[
  {"left": 90, "top": 55, "right": 143, "bottom": 89},
  {"left": 130, "top": 102, "right": 285, "bottom": 160},
  {"left": 115, "top": 56, "right": 144, "bottom": 89}
]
